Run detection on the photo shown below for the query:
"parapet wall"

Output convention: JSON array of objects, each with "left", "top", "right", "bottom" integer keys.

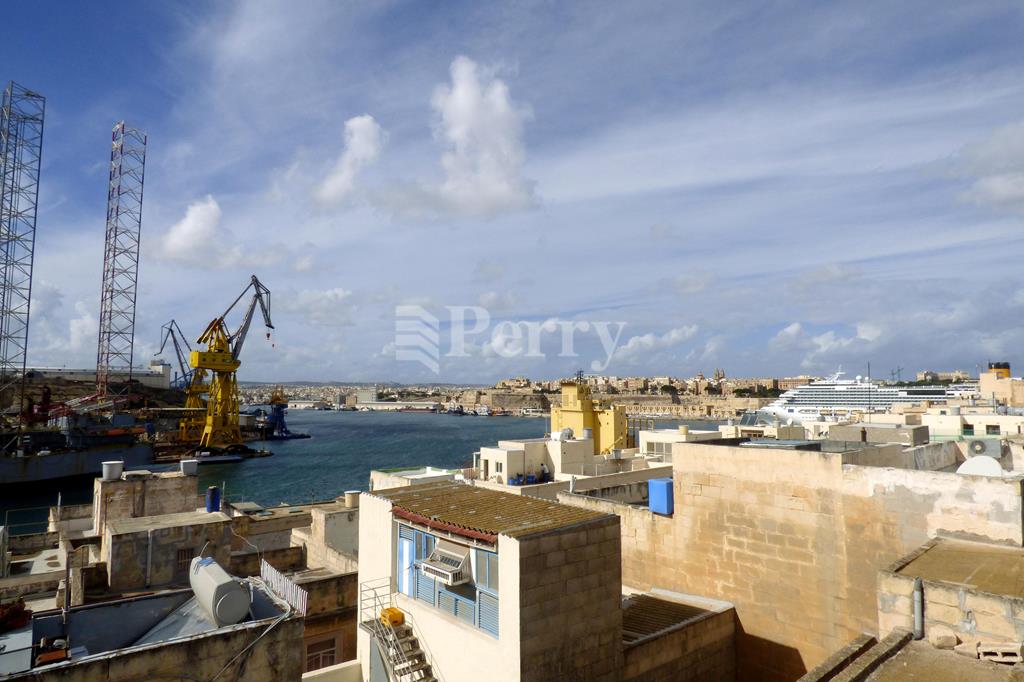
[{"left": 622, "top": 605, "right": 735, "bottom": 681}]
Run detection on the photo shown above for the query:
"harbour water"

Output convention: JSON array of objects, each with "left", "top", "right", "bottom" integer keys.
[
  {"left": 2, "top": 410, "right": 716, "bottom": 529},
  {"left": 198, "top": 410, "right": 548, "bottom": 507}
]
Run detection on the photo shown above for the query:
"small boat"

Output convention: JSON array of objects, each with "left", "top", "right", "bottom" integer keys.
[{"left": 194, "top": 451, "right": 245, "bottom": 464}]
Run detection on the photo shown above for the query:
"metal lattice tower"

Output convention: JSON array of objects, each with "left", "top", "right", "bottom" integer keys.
[
  {"left": 0, "top": 82, "right": 45, "bottom": 418},
  {"left": 96, "top": 122, "right": 147, "bottom": 397}
]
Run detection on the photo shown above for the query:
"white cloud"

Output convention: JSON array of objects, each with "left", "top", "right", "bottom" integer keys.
[
  {"left": 159, "top": 196, "right": 282, "bottom": 269},
  {"left": 959, "top": 122, "right": 1024, "bottom": 213},
  {"left": 161, "top": 195, "right": 222, "bottom": 261},
  {"left": 477, "top": 291, "right": 516, "bottom": 311},
  {"left": 430, "top": 56, "right": 535, "bottom": 217},
  {"left": 68, "top": 302, "right": 98, "bottom": 353},
  {"left": 315, "top": 115, "right": 384, "bottom": 205},
  {"left": 614, "top": 324, "right": 699, "bottom": 362},
  {"left": 282, "top": 288, "right": 356, "bottom": 326},
  {"left": 770, "top": 320, "right": 883, "bottom": 369}
]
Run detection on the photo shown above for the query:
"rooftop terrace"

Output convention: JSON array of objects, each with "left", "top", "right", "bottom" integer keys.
[{"left": 897, "top": 539, "right": 1024, "bottom": 598}]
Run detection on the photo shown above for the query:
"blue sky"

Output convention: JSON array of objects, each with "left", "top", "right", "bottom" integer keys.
[{"left": 5, "top": 1, "right": 1024, "bottom": 382}]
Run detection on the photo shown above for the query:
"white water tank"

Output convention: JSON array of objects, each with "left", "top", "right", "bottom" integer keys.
[
  {"left": 189, "top": 557, "right": 250, "bottom": 626},
  {"left": 581, "top": 427, "right": 593, "bottom": 440},
  {"left": 101, "top": 461, "right": 124, "bottom": 481}
]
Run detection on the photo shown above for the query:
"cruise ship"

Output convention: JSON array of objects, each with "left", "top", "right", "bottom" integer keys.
[{"left": 758, "top": 371, "right": 978, "bottom": 423}]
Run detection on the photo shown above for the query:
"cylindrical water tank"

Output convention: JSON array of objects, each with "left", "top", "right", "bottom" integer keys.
[
  {"left": 189, "top": 557, "right": 250, "bottom": 626},
  {"left": 581, "top": 427, "right": 593, "bottom": 440},
  {"left": 101, "top": 461, "right": 124, "bottom": 481},
  {"left": 950, "top": 406, "right": 961, "bottom": 416},
  {"left": 344, "top": 490, "right": 360, "bottom": 508},
  {"left": 678, "top": 425, "right": 690, "bottom": 436},
  {"left": 206, "top": 486, "right": 221, "bottom": 513},
  {"left": 180, "top": 459, "right": 199, "bottom": 476}
]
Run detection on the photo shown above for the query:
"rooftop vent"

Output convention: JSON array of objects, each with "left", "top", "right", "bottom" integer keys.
[{"left": 418, "top": 539, "right": 470, "bottom": 586}]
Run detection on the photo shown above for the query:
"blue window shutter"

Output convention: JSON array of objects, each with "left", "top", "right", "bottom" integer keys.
[
  {"left": 416, "top": 569, "right": 435, "bottom": 606},
  {"left": 478, "top": 591, "right": 499, "bottom": 637},
  {"left": 438, "top": 590, "right": 456, "bottom": 616}
]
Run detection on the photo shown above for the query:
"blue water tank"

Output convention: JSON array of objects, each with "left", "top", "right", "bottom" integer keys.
[
  {"left": 206, "top": 486, "right": 221, "bottom": 513},
  {"left": 648, "top": 478, "right": 674, "bottom": 515}
]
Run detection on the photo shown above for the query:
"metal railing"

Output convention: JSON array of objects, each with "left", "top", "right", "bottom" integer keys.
[{"left": 360, "top": 578, "right": 413, "bottom": 681}]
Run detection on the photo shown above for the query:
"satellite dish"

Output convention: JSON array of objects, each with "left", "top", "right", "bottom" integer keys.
[{"left": 956, "top": 455, "right": 1003, "bottom": 478}]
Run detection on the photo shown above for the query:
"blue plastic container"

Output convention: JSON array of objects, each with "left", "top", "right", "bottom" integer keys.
[
  {"left": 206, "top": 486, "right": 221, "bottom": 513},
  {"left": 648, "top": 478, "right": 674, "bottom": 515}
]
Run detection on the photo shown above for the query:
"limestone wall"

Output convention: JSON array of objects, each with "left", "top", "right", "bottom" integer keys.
[
  {"left": 558, "top": 441, "right": 1024, "bottom": 681},
  {"left": 92, "top": 472, "right": 198, "bottom": 537},
  {"left": 229, "top": 545, "right": 305, "bottom": 576},
  {"left": 878, "top": 543, "right": 1024, "bottom": 643},
  {"left": 622, "top": 607, "right": 735, "bottom": 681},
  {"left": 517, "top": 517, "right": 623, "bottom": 682},
  {"left": 104, "top": 516, "right": 231, "bottom": 592}
]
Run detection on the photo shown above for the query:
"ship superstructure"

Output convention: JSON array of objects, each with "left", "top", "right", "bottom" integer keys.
[{"left": 759, "top": 371, "right": 977, "bottom": 423}]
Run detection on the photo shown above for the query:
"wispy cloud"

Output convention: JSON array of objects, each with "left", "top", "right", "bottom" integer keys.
[{"left": 315, "top": 115, "right": 385, "bottom": 206}]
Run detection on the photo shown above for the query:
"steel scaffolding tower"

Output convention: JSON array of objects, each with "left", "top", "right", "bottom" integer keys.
[
  {"left": 0, "top": 82, "right": 45, "bottom": 419},
  {"left": 96, "top": 121, "right": 147, "bottom": 397}
]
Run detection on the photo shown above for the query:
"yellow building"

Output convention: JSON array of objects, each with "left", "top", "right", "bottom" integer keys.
[{"left": 550, "top": 380, "right": 627, "bottom": 454}]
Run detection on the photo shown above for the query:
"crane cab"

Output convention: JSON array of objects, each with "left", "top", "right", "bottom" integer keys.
[{"left": 190, "top": 349, "right": 241, "bottom": 373}]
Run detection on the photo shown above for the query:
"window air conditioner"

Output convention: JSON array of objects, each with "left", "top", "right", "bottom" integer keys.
[{"left": 418, "top": 539, "right": 470, "bottom": 586}]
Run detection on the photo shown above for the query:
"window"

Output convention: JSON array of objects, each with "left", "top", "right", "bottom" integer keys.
[
  {"left": 986, "top": 425, "right": 1001, "bottom": 435},
  {"left": 475, "top": 549, "right": 499, "bottom": 594},
  {"left": 305, "top": 638, "right": 337, "bottom": 671},
  {"left": 176, "top": 548, "right": 194, "bottom": 574},
  {"left": 963, "top": 424, "right": 975, "bottom": 436},
  {"left": 397, "top": 523, "right": 500, "bottom": 639},
  {"left": 495, "top": 461, "right": 503, "bottom": 473}
]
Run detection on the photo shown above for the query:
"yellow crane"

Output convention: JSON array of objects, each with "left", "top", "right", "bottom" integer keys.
[{"left": 183, "top": 275, "right": 273, "bottom": 450}]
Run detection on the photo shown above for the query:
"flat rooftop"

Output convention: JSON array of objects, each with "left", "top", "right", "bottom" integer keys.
[
  {"left": 897, "top": 539, "right": 1024, "bottom": 598},
  {"left": 372, "top": 481, "right": 611, "bottom": 539},
  {"left": 867, "top": 640, "right": 1010, "bottom": 682},
  {"left": 106, "top": 510, "right": 229, "bottom": 535},
  {"left": 621, "top": 589, "right": 734, "bottom": 646}
]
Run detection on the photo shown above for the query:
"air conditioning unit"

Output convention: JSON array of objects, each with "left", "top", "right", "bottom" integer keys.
[
  {"left": 968, "top": 439, "right": 1002, "bottom": 457},
  {"left": 418, "top": 540, "right": 470, "bottom": 586}
]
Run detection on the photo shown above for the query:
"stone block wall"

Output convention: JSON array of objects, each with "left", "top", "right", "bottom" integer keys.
[
  {"left": 622, "top": 607, "right": 735, "bottom": 681},
  {"left": 558, "top": 442, "right": 1024, "bottom": 681},
  {"left": 314, "top": 506, "right": 359, "bottom": 555},
  {"left": 229, "top": 545, "right": 305, "bottom": 576},
  {"left": 92, "top": 472, "right": 198, "bottom": 537},
  {"left": 517, "top": 516, "right": 623, "bottom": 682},
  {"left": 878, "top": 545, "right": 1024, "bottom": 643},
  {"left": 105, "top": 516, "right": 231, "bottom": 592}
]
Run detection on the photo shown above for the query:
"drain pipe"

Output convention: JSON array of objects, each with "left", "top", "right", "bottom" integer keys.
[
  {"left": 913, "top": 577, "right": 924, "bottom": 640},
  {"left": 146, "top": 529, "right": 154, "bottom": 588}
]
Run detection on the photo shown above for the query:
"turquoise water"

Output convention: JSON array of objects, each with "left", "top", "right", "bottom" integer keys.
[{"left": 197, "top": 410, "right": 549, "bottom": 507}]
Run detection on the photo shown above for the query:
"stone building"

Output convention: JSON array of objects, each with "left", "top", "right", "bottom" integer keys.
[
  {"left": 355, "top": 481, "right": 735, "bottom": 682},
  {"left": 557, "top": 437, "right": 1024, "bottom": 680}
]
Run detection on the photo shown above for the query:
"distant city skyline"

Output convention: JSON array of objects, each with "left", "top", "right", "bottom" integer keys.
[{"left": 5, "top": 2, "right": 1024, "bottom": 382}]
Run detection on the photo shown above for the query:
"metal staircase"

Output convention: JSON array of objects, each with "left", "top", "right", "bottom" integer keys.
[{"left": 361, "top": 578, "right": 437, "bottom": 682}]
